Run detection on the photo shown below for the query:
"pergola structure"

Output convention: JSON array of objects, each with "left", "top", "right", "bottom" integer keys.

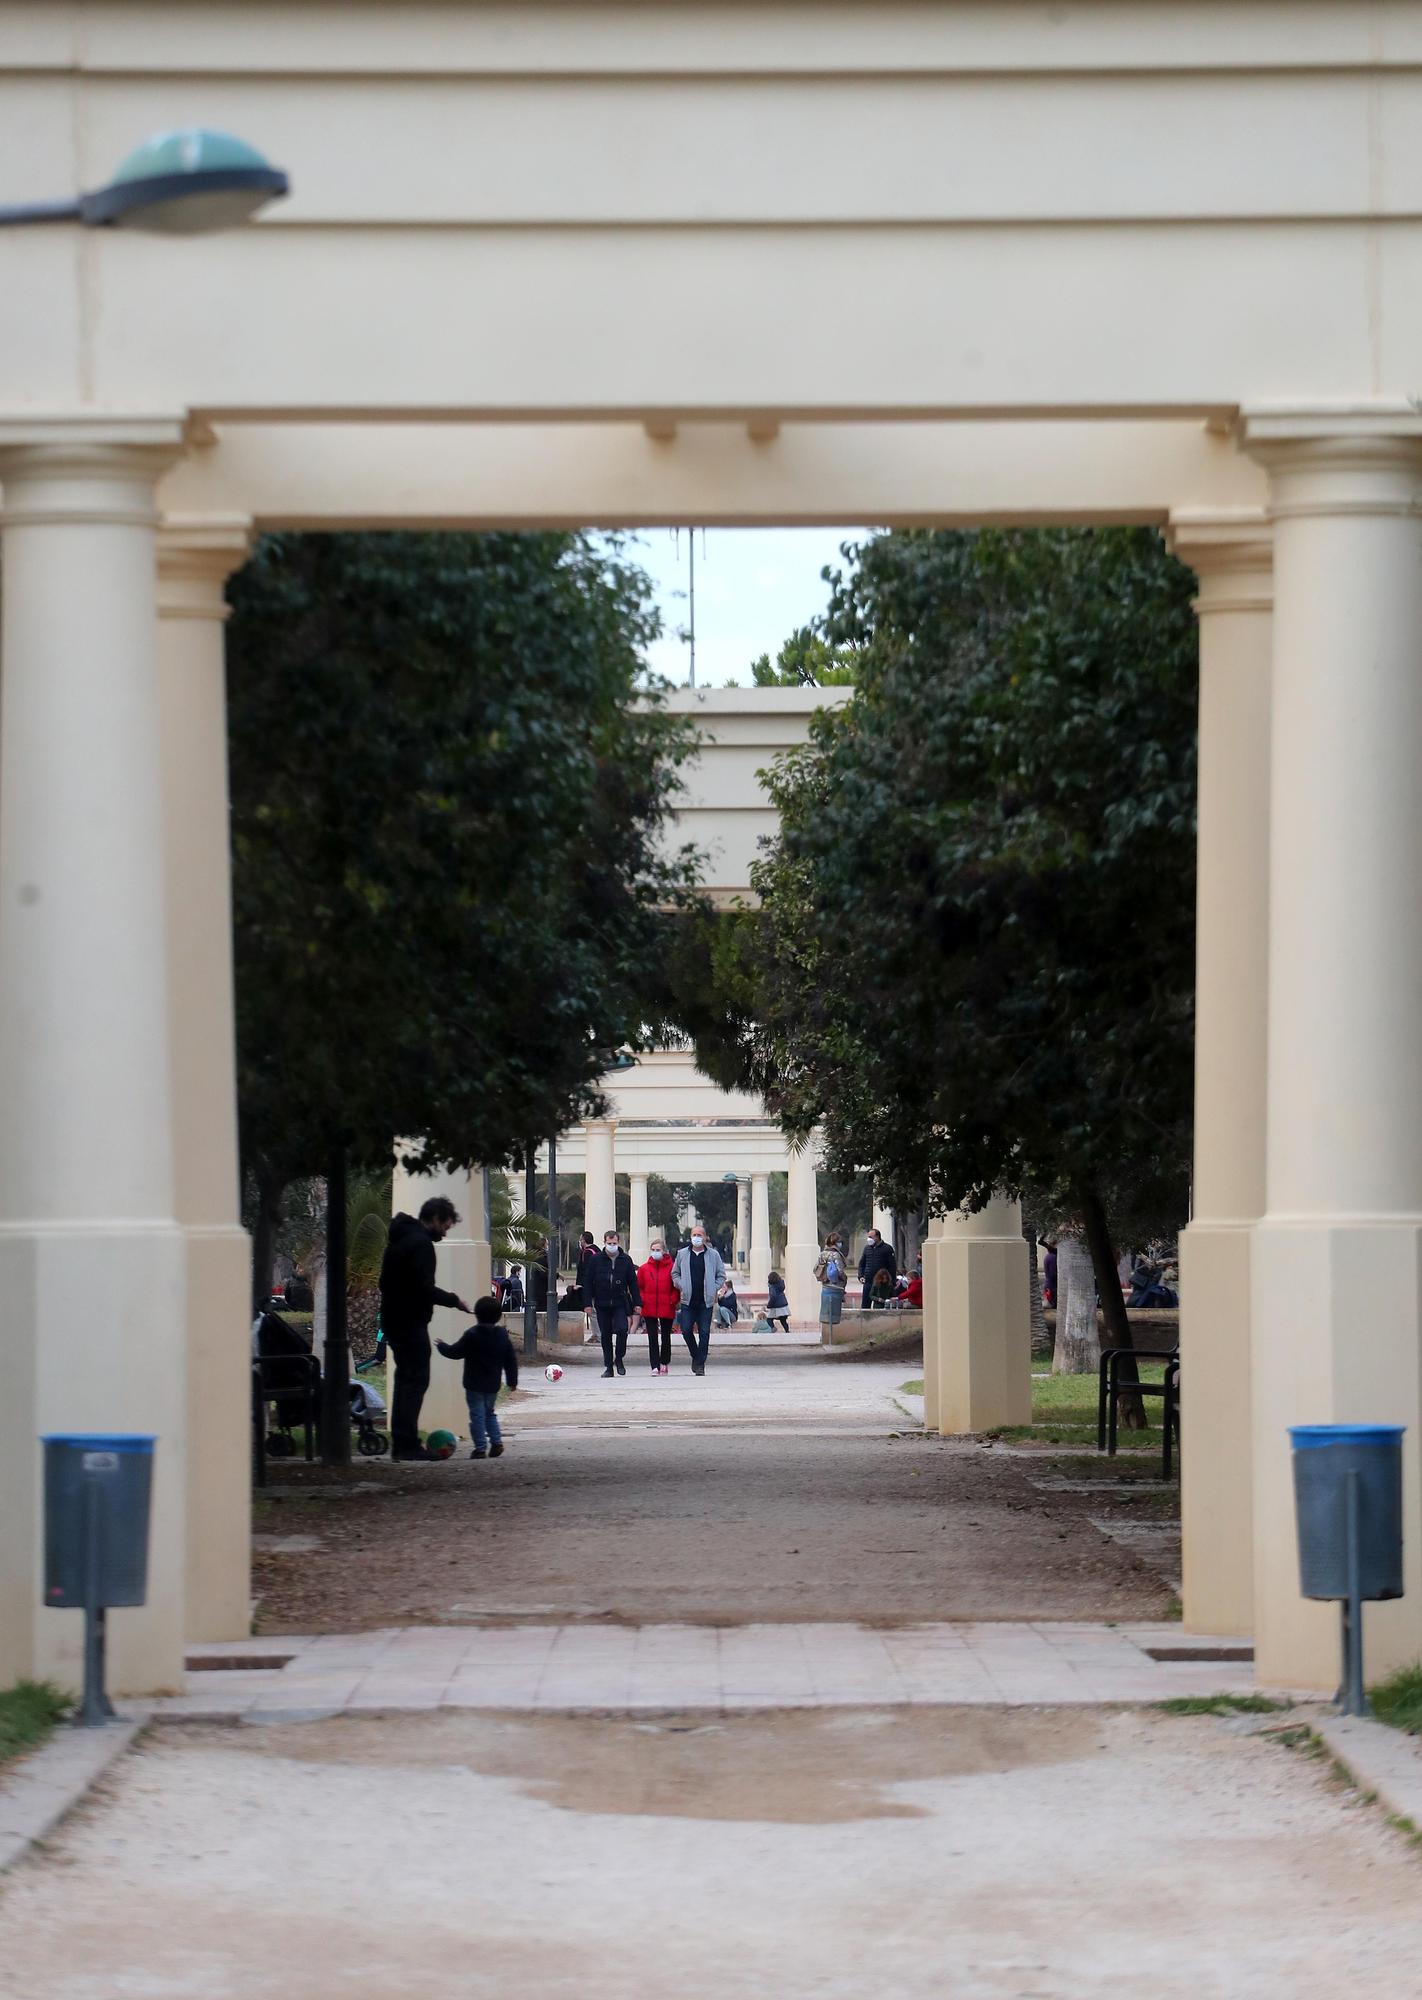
[{"left": 2, "top": 2, "right": 1420, "bottom": 1695}]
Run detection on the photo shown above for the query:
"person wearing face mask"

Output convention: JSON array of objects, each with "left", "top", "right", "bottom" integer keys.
[
  {"left": 636, "top": 1235, "right": 680, "bottom": 1374},
  {"left": 671, "top": 1226, "right": 728, "bottom": 1376},
  {"left": 590, "top": 1227, "right": 642, "bottom": 1377}
]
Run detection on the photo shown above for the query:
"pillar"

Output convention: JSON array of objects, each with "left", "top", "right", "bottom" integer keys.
[
  {"left": 920, "top": 1213, "right": 946, "bottom": 1430},
  {"left": 156, "top": 517, "right": 255, "bottom": 1644},
  {"left": 872, "top": 1199, "right": 895, "bottom": 1247},
  {"left": 1243, "top": 416, "right": 1422, "bottom": 1688},
  {"left": 934, "top": 1196, "right": 1032, "bottom": 1435},
  {"left": 629, "top": 1172, "right": 650, "bottom": 1261},
  {"left": 0, "top": 428, "right": 189, "bottom": 1694},
  {"left": 389, "top": 1156, "right": 489, "bottom": 1436},
  {"left": 784, "top": 1142, "right": 820, "bottom": 1324},
  {"left": 1168, "top": 511, "right": 1272, "bottom": 1639},
  {"left": 735, "top": 1174, "right": 750, "bottom": 1268},
  {"left": 749, "top": 1171, "right": 772, "bottom": 1291},
  {"left": 583, "top": 1118, "right": 617, "bottom": 1241}
]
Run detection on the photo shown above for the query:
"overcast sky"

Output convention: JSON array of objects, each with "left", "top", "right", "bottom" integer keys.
[{"left": 626, "top": 526, "right": 870, "bottom": 686}]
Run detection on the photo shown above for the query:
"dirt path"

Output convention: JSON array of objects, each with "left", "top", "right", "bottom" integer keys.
[
  {"left": 2, "top": 1708, "right": 1418, "bottom": 1998},
  {"left": 253, "top": 1357, "right": 1173, "bottom": 1630}
]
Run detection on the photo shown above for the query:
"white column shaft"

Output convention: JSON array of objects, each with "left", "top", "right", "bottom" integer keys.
[
  {"left": 629, "top": 1173, "right": 650, "bottom": 1261},
  {"left": 157, "top": 517, "right": 254, "bottom": 1644},
  {"left": 872, "top": 1200, "right": 894, "bottom": 1244},
  {"left": 0, "top": 436, "right": 188, "bottom": 1694},
  {"left": 1246, "top": 428, "right": 1422, "bottom": 1687},
  {"left": 933, "top": 1195, "right": 1031, "bottom": 1435},
  {"left": 749, "top": 1172, "right": 772, "bottom": 1292},
  {"left": 784, "top": 1144, "right": 819, "bottom": 1324},
  {"left": 1169, "top": 513, "right": 1272, "bottom": 1640},
  {"left": 735, "top": 1175, "right": 751, "bottom": 1268},
  {"left": 583, "top": 1119, "right": 617, "bottom": 1241}
]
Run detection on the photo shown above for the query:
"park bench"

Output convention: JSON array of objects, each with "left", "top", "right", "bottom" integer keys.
[{"left": 1097, "top": 1345, "right": 1180, "bottom": 1477}]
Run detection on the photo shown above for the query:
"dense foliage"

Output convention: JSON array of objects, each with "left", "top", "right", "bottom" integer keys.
[
  {"left": 227, "top": 531, "right": 697, "bottom": 1239},
  {"left": 700, "top": 527, "right": 1199, "bottom": 1328}
]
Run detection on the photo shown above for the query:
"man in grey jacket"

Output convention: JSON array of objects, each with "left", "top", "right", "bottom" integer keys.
[{"left": 671, "top": 1227, "right": 727, "bottom": 1376}]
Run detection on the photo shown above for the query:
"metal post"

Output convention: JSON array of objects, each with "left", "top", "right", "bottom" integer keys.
[
  {"left": 321, "top": 1148, "right": 351, "bottom": 1466},
  {"left": 547, "top": 1133, "right": 558, "bottom": 1355},
  {"left": 1343, "top": 1466, "right": 1368, "bottom": 1716},
  {"left": 523, "top": 1150, "right": 538, "bottom": 1360},
  {"left": 79, "top": 1472, "right": 115, "bottom": 1725}
]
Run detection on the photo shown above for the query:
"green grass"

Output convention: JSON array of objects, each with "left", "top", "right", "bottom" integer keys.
[
  {"left": 987, "top": 1361, "right": 1168, "bottom": 1449},
  {"left": 0, "top": 1681, "right": 69, "bottom": 1766},
  {"left": 1154, "top": 1693, "right": 1290, "bottom": 1716},
  {"left": 1370, "top": 1663, "right": 1422, "bottom": 1735},
  {"left": 901, "top": 1379, "right": 924, "bottom": 1396}
]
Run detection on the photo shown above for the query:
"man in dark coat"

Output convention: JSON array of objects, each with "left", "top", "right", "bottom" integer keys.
[
  {"left": 378, "top": 1197, "right": 472, "bottom": 1460},
  {"left": 858, "top": 1227, "right": 897, "bottom": 1308},
  {"left": 590, "top": 1227, "right": 642, "bottom": 1377}
]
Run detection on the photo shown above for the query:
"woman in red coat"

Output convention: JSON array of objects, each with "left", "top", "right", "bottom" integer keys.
[{"left": 636, "top": 1236, "right": 680, "bottom": 1374}]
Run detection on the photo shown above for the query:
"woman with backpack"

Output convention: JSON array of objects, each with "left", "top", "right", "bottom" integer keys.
[{"left": 814, "top": 1231, "right": 850, "bottom": 1344}]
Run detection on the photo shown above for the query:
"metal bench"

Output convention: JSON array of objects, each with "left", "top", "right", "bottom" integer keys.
[{"left": 1097, "top": 1344, "right": 1180, "bottom": 1477}]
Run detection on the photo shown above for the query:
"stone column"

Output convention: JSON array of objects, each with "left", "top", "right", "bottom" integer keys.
[
  {"left": 1168, "top": 511, "right": 1272, "bottom": 1640},
  {"left": 389, "top": 1157, "right": 487, "bottom": 1436},
  {"left": 920, "top": 1212, "right": 946, "bottom": 1430},
  {"left": 872, "top": 1199, "right": 895, "bottom": 1247},
  {"left": 934, "top": 1196, "right": 1032, "bottom": 1436},
  {"left": 749, "top": 1172, "right": 772, "bottom": 1292},
  {"left": 784, "top": 1142, "right": 820, "bottom": 1325},
  {"left": 1243, "top": 415, "right": 1422, "bottom": 1688},
  {"left": 156, "top": 516, "right": 254, "bottom": 1645},
  {"left": 629, "top": 1172, "right": 650, "bottom": 1261},
  {"left": 735, "top": 1174, "right": 751, "bottom": 1268},
  {"left": 583, "top": 1118, "right": 617, "bottom": 1241},
  {"left": 0, "top": 428, "right": 189, "bottom": 1694}
]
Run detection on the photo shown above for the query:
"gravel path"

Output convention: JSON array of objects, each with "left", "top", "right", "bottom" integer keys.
[{"left": 2, "top": 1708, "right": 1419, "bottom": 1997}]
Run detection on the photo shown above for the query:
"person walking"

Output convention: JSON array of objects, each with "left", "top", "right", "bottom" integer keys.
[
  {"left": 575, "top": 1229, "right": 599, "bottom": 1341},
  {"left": 378, "top": 1198, "right": 473, "bottom": 1461},
  {"left": 436, "top": 1295, "right": 519, "bottom": 1458},
  {"left": 815, "top": 1231, "right": 850, "bottom": 1344},
  {"left": 636, "top": 1235, "right": 679, "bottom": 1374},
  {"left": 591, "top": 1226, "right": 642, "bottom": 1377},
  {"left": 764, "top": 1269, "right": 791, "bottom": 1334},
  {"left": 858, "top": 1226, "right": 897, "bottom": 1308},
  {"left": 504, "top": 1264, "right": 525, "bottom": 1313},
  {"left": 671, "top": 1225, "right": 727, "bottom": 1376}
]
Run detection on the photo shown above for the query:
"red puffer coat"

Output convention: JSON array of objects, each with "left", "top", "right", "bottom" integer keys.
[{"left": 637, "top": 1254, "right": 680, "bottom": 1319}]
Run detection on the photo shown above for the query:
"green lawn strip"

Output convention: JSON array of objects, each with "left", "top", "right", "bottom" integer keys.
[
  {"left": 1154, "top": 1694, "right": 1290, "bottom": 1717},
  {"left": 1369, "top": 1663, "right": 1422, "bottom": 1735},
  {"left": 901, "top": 1379, "right": 924, "bottom": 1396},
  {"left": 0, "top": 1681, "right": 70, "bottom": 1767}
]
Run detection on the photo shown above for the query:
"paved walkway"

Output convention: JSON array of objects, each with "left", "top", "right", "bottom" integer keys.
[{"left": 169, "top": 1621, "right": 1267, "bottom": 1719}]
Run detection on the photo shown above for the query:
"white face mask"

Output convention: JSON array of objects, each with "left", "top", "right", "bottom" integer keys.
[
  {"left": 605, "top": 1240, "right": 618, "bottom": 1252},
  {"left": 650, "top": 1248, "right": 664, "bottom": 1260},
  {"left": 691, "top": 1235, "right": 705, "bottom": 1248}
]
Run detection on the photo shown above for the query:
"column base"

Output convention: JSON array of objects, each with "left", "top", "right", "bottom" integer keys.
[
  {"left": 937, "top": 1233, "right": 1031, "bottom": 1435},
  {"left": 184, "top": 1224, "right": 253, "bottom": 1643},
  {"left": 1178, "top": 1220, "right": 1255, "bottom": 1638},
  {"left": 0, "top": 1221, "right": 188, "bottom": 1695},
  {"left": 1252, "top": 1217, "right": 1422, "bottom": 1689}
]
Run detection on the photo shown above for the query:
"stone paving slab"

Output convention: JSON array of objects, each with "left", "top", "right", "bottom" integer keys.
[
  {"left": 0, "top": 1720, "right": 145, "bottom": 1876},
  {"left": 164, "top": 1620, "right": 1283, "bottom": 1720},
  {"left": 1316, "top": 1713, "right": 1422, "bottom": 1830}
]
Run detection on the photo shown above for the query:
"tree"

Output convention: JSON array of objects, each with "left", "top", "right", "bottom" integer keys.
[
  {"left": 227, "top": 531, "right": 698, "bottom": 1449},
  {"left": 703, "top": 528, "right": 1198, "bottom": 1412},
  {"left": 750, "top": 624, "right": 860, "bottom": 686}
]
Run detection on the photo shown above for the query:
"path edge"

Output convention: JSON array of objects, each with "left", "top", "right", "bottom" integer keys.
[
  {"left": 1315, "top": 1713, "right": 1422, "bottom": 1833},
  {"left": 0, "top": 1717, "right": 149, "bottom": 1878}
]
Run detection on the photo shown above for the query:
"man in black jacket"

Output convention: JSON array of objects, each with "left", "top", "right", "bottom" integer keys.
[
  {"left": 858, "top": 1227, "right": 897, "bottom": 1308},
  {"left": 379, "top": 1198, "right": 472, "bottom": 1460},
  {"left": 437, "top": 1296, "right": 519, "bottom": 1459},
  {"left": 590, "top": 1227, "right": 642, "bottom": 1377}
]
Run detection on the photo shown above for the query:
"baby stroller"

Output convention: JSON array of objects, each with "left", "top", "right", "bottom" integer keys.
[
  {"left": 252, "top": 1312, "right": 390, "bottom": 1459},
  {"left": 349, "top": 1378, "right": 390, "bottom": 1457}
]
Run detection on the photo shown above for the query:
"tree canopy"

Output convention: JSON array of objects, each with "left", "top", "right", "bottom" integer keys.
[
  {"left": 227, "top": 530, "right": 697, "bottom": 1214},
  {"left": 695, "top": 527, "right": 1199, "bottom": 1327}
]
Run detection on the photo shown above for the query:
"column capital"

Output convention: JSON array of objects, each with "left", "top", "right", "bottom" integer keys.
[
  {"left": 157, "top": 514, "right": 253, "bottom": 621},
  {"left": 582, "top": 1115, "right": 618, "bottom": 1135},
  {"left": 1236, "top": 406, "right": 1422, "bottom": 521},
  {"left": 1167, "top": 508, "right": 1273, "bottom": 617},
  {"left": 0, "top": 424, "right": 189, "bottom": 530}
]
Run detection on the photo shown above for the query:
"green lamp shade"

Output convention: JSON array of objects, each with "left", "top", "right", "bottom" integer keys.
[{"left": 82, "top": 128, "right": 288, "bottom": 234}]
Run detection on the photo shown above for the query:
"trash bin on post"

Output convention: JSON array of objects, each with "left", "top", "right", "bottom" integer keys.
[
  {"left": 42, "top": 1434, "right": 156, "bottom": 1726},
  {"left": 1290, "top": 1424, "right": 1405, "bottom": 1716}
]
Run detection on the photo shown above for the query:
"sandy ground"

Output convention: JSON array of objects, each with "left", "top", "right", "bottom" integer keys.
[
  {"left": 2, "top": 1707, "right": 1419, "bottom": 1998},
  {"left": 253, "top": 1359, "right": 1173, "bottom": 1629}
]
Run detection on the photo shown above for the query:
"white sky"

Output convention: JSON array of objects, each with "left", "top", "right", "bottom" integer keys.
[{"left": 625, "top": 526, "right": 871, "bottom": 686}]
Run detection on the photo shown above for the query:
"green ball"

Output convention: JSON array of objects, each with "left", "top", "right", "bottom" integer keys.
[{"left": 426, "top": 1429, "right": 457, "bottom": 1460}]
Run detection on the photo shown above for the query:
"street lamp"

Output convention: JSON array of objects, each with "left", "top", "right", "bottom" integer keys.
[{"left": 0, "top": 128, "right": 288, "bottom": 233}]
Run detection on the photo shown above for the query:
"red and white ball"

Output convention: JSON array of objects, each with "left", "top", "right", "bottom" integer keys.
[{"left": 544, "top": 1364, "right": 563, "bottom": 1383}]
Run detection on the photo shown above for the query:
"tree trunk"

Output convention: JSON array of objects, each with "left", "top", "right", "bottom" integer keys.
[
  {"left": 1051, "top": 1234, "right": 1100, "bottom": 1374},
  {"left": 250, "top": 1165, "right": 285, "bottom": 1315},
  {"left": 1078, "top": 1184, "right": 1146, "bottom": 1430},
  {"left": 320, "top": 1149, "right": 351, "bottom": 1467},
  {"left": 1025, "top": 1224, "right": 1049, "bottom": 1359}
]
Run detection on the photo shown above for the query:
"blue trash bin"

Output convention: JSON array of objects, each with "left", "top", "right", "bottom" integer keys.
[
  {"left": 1290, "top": 1425, "right": 1404, "bottom": 1602},
  {"left": 41, "top": 1434, "right": 156, "bottom": 1724}
]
